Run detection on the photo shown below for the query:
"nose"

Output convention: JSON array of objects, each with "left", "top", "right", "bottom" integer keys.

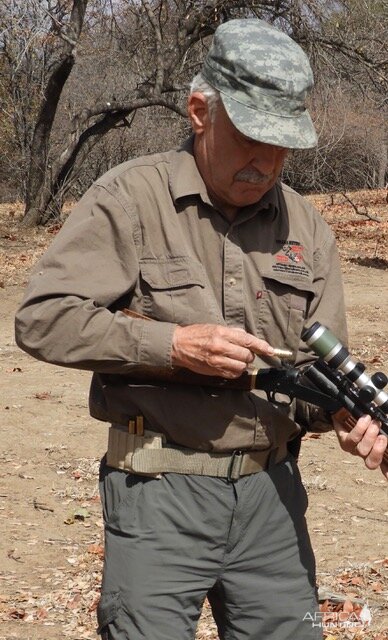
[{"left": 251, "top": 143, "right": 287, "bottom": 175}]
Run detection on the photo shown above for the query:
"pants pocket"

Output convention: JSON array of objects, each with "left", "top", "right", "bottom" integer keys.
[
  {"left": 99, "top": 457, "right": 150, "bottom": 534},
  {"left": 97, "top": 591, "right": 121, "bottom": 637}
]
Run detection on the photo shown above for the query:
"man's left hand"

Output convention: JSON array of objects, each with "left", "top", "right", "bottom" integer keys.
[{"left": 334, "top": 414, "right": 388, "bottom": 480}]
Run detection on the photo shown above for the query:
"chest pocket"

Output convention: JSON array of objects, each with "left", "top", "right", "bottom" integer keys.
[
  {"left": 139, "top": 257, "right": 220, "bottom": 324},
  {"left": 256, "top": 273, "right": 314, "bottom": 359}
]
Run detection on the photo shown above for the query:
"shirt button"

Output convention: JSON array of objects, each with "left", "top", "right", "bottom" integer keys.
[{"left": 228, "top": 277, "right": 237, "bottom": 287}]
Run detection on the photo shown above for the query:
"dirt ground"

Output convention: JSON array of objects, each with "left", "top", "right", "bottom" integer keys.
[{"left": 0, "top": 191, "right": 387, "bottom": 640}]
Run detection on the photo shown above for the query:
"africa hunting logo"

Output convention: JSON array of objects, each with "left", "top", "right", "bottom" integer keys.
[{"left": 303, "top": 602, "right": 372, "bottom": 629}]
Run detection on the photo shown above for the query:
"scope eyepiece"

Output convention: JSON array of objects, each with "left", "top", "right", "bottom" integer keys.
[
  {"left": 359, "top": 386, "right": 379, "bottom": 404},
  {"left": 371, "top": 372, "right": 388, "bottom": 390},
  {"left": 303, "top": 322, "right": 388, "bottom": 412}
]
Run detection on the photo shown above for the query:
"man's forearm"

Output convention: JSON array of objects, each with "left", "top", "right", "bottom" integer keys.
[{"left": 15, "top": 296, "right": 176, "bottom": 374}]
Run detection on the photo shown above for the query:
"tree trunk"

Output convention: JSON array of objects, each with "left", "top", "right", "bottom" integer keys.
[
  {"left": 377, "top": 141, "right": 387, "bottom": 188},
  {"left": 39, "top": 110, "right": 133, "bottom": 224},
  {"left": 33, "top": 98, "right": 186, "bottom": 225},
  {"left": 23, "top": 57, "right": 75, "bottom": 226},
  {"left": 22, "top": 0, "right": 88, "bottom": 227}
]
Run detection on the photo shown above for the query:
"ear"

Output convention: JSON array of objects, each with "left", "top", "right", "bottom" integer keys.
[{"left": 187, "top": 92, "right": 210, "bottom": 134}]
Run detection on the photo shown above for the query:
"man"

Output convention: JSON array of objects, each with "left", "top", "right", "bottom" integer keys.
[{"left": 15, "top": 18, "right": 386, "bottom": 640}]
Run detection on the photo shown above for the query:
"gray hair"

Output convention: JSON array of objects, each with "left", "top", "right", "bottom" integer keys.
[{"left": 190, "top": 73, "right": 220, "bottom": 121}]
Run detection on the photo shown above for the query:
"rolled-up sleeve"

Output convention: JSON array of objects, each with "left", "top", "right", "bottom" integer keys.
[{"left": 15, "top": 184, "right": 176, "bottom": 373}]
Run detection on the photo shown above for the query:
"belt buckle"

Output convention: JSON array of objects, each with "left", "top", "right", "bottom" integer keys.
[{"left": 227, "top": 450, "right": 244, "bottom": 482}]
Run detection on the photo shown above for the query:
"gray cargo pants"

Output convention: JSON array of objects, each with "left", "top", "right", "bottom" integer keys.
[{"left": 97, "top": 454, "right": 322, "bottom": 640}]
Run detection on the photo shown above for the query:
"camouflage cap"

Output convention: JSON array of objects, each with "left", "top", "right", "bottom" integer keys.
[{"left": 202, "top": 19, "right": 317, "bottom": 149}]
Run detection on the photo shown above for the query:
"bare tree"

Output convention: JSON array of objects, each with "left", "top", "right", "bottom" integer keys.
[
  {"left": 0, "top": 0, "right": 50, "bottom": 198},
  {"left": 23, "top": 0, "right": 89, "bottom": 225},
  {"left": 283, "top": 0, "right": 387, "bottom": 193},
  {"left": 19, "top": 0, "right": 291, "bottom": 225},
  {"left": 283, "top": 83, "right": 387, "bottom": 193},
  {"left": 1, "top": 0, "right": 387, "bottom": 225}
]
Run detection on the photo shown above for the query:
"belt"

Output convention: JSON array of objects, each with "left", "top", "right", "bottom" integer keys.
[{"left": 106, "top": 424, "right": 288, "bottom": 481}]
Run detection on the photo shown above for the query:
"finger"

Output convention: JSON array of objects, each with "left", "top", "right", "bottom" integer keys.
[
  {"left": 205, "top": 334, "right": 255, "bottom": 367},
  {"left": 222, "top": 340, "right": 257, "bottom": 364},
  {"left": 250, "top": 339, "right": 275, "bottom": 357},
  {"left": 354, "top": 421, "right": 381, "bottom": 458},
  {"left": 334, "top": 414, "right": 372, "bottom": 452},
  {"left": 196, "top": 331, "right": 254, "bottom": 375},
  {"left": 230, "top": 329, "right": 274, "bottom": 357},
  {"left": 364, "top": 435, "right": 388, "bottom": 470},
  {"left": 218, "top": 328, "right": 272, "bottom": 363}
]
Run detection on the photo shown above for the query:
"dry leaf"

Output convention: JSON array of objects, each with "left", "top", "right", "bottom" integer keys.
[
  {"left": 342, "top": 599, "right": 354, "bottom": 613},
  {"left": 87, "top": 544, "right": 104, "bottom": 558},
  {"left": 34, "top": 391, "right": 52, "bottom": 400},
  {"left": 9, "top": 608, "right": 26, "bottom": 619}
]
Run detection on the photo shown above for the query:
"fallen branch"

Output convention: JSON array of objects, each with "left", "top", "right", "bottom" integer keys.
[
  {"left": 33, "top": 498, "right": 54, "bottom": 512},
  {"left": 340, "top": 191, "right": 380, "bottom": 222}
]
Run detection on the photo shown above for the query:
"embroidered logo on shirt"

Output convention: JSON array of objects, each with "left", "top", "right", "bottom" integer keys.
[{"left": 273, "top": 240, "right": 310, "bottom": 277}]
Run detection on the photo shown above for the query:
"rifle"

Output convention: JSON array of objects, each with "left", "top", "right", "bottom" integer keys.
[{"left": 121, "top": 310, "right": 388, "bottom": 459}]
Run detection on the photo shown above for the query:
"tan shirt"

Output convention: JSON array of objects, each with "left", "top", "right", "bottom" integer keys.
[{"left": 15, "top": 138, "right": 347, "bottom": 452}]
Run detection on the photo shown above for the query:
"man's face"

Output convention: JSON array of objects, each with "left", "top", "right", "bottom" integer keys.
[{"left": 189, "top": 93, "right": 289, "bottom": 218}]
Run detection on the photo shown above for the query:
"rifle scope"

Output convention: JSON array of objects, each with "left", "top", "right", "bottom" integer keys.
[{"left": 302, "top": 322, "right": 388, "bottom": 412}]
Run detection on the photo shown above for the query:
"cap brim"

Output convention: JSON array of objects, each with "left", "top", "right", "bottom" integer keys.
[{"left": 221, "top": 94, "right": 318, "bottom": 150}]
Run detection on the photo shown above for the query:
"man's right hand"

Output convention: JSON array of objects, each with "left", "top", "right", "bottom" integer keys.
[
  {"left": 334, "top": 414, "right": 388, "bottom": 480},
  {"left": 171, "top": 324, "right": 275, "bottom": 379}
]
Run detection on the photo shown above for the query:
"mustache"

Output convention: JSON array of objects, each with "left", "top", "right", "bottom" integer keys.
[{"left": 234, "top": 168, "right": 274, "bottom": 185}]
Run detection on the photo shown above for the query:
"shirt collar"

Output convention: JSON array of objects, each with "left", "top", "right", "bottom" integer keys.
[
  {"left": 169, "top": 135, "right": 280, "bottom": 218},
  {"left": 169, "top": 136, "right": 210, "bottom": 203}
]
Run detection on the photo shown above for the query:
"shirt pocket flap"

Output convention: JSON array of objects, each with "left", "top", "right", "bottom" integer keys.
[
  {"left": 261, "top": 270, "right": 314, "bottom": 295},
  {"left": 140, "top": 258, "right": 205, "bottom": 290}
]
